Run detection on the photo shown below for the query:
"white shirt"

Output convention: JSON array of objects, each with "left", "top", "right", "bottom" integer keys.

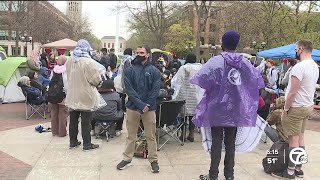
[
  {"left": 267, "top": 66, "right": 279, "bottom": 89},
  {"left": 285, "top": 59, "right": 319, "bottom": 107}
]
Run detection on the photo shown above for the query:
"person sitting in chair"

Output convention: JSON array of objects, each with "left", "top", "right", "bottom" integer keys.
[
  {"left": 92, "top": 79, "right": 124, "bottom": 137},
  {"left": 17, "top": 76, "right": 45, "bottom": 105},
  {"left": 27, "top": 71, "right": 47, "bottom": 94}
]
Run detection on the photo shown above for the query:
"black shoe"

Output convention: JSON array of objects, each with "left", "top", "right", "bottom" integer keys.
[
  {"left": 271, "top": 170, "right": 295, "bottom": 179},
  {"left": 116, "top": 160, "right": 132, "bottom": 170},
  {"left": 151, "top": 161, "right": 160, "bottom": 173},
  {"left": 295, "top": 169, "right": 304, "bottom": 178},
  {"left": 83, "top": 143, "right": 99, "bottom": 151},
  {"left": 199, "top": 174, "right": 217, "bottom": 180},
  {"left": 69, "top": 141, "right": 81, "bottom": 149}
]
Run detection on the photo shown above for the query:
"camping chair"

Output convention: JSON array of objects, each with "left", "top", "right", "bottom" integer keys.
[
  {"left": 95, "top": 120, "right": 117, "bottom": 142},
  {"left": 156, "top": 100, "right": 186, "bottom": 151},
  {"left": 21, "top": 89, "right": 47, "bottom": 120}
]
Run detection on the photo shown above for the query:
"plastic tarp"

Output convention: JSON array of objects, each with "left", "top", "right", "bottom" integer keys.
[
  {"left": 41, "top": 38, "right": 77, "bottom": 49},
  {"left": 257, "top": 43, "right": 320, "bottom": 61}
]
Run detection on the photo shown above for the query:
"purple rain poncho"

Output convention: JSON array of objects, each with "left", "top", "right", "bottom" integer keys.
[{"left": 190, "top": 52, "right": 265, "bottom": 127}]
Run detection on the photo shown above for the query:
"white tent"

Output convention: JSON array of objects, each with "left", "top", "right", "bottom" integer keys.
[
  {"left": 0, "top": 57, "right": 27, "bottom": 104},
  {"left": 41, "top": 38, "right": 77, "bottom": 49},
  {"left": 0, "top": 68, "right": 26, "bottom": 103}
]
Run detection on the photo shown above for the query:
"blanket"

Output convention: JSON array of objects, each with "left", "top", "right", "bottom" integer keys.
[
  {"left": 0, "top": 57, "right": 26, "bottom": 86},
  {"left": 200, "top": 115, "right": 267, "bottom": 155}
]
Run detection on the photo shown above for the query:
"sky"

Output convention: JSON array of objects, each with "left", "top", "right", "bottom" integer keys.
[
  {"left": 49, "top": 1, "right": 142, "bottom": 40},
  {"left": 49, "top": 1, "right": 187, "bottom": 41}
]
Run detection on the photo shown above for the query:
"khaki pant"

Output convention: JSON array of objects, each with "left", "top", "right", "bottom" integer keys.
[
  {"left": 123, "top": 109, "right": 158, "bottom": 163},
  {"left": 51, "top": 103, "right": 68, "bottom": 137},
  {"left": 281, "top": 106, "right": 313, "bottom": 137}
]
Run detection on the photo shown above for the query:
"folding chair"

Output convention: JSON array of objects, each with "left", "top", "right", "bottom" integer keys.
[
  {"left": 21, "top": 89, "right": 47, "bottom": 120},
  {"left": 156, "top": 100, "right": 186, "bottom": 151},
  {"left": 95, "top": 120, "right": 117, "bottom": 142}
]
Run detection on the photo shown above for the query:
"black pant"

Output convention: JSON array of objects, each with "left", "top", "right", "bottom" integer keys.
[
  {"left": 209, "top": 127, "right": 237, "bottom": 179},
  {"left": 116, "top": 116, "right": 124, "bottom": 131},
  {"left": 119, "top": 93, "right": 126, "bottom": 112},
  {"left": 69, "top": 110, "right": 92, "bottom": 148}
]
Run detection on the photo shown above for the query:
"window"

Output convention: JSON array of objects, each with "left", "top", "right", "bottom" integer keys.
[
  {"left": 11, "top": 2, "right": 28, "bottom": 12},
  {"left": 112, "top": 43, "right": 114, "bottom": 48},
  {"left": 120, "top": 43, "right": 122, "bottom": 49},
  {"left": 108, "top": 43, "right": 110, "bottom": 48},
  {"left": 104, "top": 43, "right": 106, "bottom": 48},
  {"left": 0, "top": 30, "right": 8, "bottom": 40},
  {"left": 210, "top": 9, "right": 217, "bottom": 19},
  {"left": 11, "top": 46, "right": 21, "bottom": 56},
  {"left": 200, "top": 37, "right": 204, "bottom": 45}
]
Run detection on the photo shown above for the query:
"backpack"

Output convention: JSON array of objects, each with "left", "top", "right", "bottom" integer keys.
[
  {"left": 271, "top": 68, "right": 281, "bottom": 89},
  {"left": 262, "top": 141, "right": 289, "bottom": 174},
  {"left": 134, "top": 138, "right": 148, "bottom": 159},
  {"left": 47, "top": 72, "right": 66, "bottom": 104}
]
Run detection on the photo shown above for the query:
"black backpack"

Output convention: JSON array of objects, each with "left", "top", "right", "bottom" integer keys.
[
  {"left": 271, "top": 68, "right": 281, "bottom": 88},
  {"left": 47, "top": 72, "right": 66, "bottom": 104},
  {"left": 262, "top": 141, "right": 289, "bottom": 174}
]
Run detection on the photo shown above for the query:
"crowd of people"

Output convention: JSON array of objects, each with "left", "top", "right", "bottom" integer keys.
[{"left": 16, "top": 29, "right": 319, "bottom": 179}]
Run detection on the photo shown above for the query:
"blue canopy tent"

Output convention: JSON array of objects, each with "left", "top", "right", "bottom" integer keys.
[{"left": 257, "top": 43, "right": 320, "bottom": 61}]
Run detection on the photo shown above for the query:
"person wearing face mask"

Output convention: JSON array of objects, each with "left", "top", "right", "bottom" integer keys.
[
  {"left": 271, "top": 40, "right": 319, "bottom": 179},
  {"left": 117, "top": 45, "right": 161, "bottom": 173}
]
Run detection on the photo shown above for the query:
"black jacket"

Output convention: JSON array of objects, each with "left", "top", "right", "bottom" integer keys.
[{"left": 93, "top": 91, "right": 123, "bottom": 121}]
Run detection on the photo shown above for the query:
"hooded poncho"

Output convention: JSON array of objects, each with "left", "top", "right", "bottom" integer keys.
[{"left": 191, "top": 52, "right": 265, "bottom": 127}]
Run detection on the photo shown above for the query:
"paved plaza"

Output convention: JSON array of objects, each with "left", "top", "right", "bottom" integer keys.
[{"left": 0, "top": 103, "right": 320, "bottom": 180}]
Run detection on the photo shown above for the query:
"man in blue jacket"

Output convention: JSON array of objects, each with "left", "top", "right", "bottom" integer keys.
[{"left": 116, "top": 45, "right": 161, "bottom": 173}]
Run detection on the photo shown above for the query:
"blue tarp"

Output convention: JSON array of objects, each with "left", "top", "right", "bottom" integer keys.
[{"left": 257, "top": 43, "right": 320, "bottom": 61}]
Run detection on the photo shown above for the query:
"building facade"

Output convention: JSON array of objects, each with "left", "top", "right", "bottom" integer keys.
[
  {"left": 0, "top": 1, "right": 74, "bottom": 56},
  {"left": 101, "top": 36, "right": 126, "bottom": 53},
  {"left": 66, "top": 1, "right": 82, "bottom": 21},
  {"left": 184, "top": 1, "right": 230, "bottom": 56}
]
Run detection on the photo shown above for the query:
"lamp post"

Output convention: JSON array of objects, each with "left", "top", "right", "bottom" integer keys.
[
  {"left": 252, "top": 41, "right": 266, "bottom": 52},
  {"left": 21, "top": 33, "right": 32, "bottom": 57}
]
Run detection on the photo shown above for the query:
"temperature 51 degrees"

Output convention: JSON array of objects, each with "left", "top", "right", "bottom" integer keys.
[{"left": 267, "top": 157, "right": 278, "bottom": 164}]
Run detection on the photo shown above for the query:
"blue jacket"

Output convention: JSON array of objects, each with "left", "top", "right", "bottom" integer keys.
[
  {"left": 124, "top": 60, "right": 161, "bottom": 113},
  {"left": 38, "top": 67, "right": 50, "bottom": 87}
]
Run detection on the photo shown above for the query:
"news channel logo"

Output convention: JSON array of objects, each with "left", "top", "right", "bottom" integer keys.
[{"left": 289, "top": 147, "right": 308, "bottom": 165}]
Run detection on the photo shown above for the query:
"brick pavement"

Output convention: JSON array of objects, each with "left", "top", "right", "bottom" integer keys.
[
  {"left": 0, "top": 151, "right": 32, "bottom": 180},
  {"left": 0, "top": 103, "right": 48, "bottom": 131}
]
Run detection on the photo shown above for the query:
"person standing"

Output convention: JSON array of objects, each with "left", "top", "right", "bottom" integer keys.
[
  {"left": 191, "top": 31, "right": 264, "bottom": 180},
  {"left": 48, "top": 55, "right": 68, "bottom": 137},
  {"left": 272, "top": 40, "right": 319, "bottom": 179},
  {"left": 65, "top": 39, "right": 103, "bottom": 151},
  {"left": 171, "top": 53, "right": 203, "bottom": 142},
  {"left": 266, "top": 59, "right": 279, "bottom": 89},
  {"left": 114, "top": 48, "right": 135, "bottom": 136},
  {"left": 116, "top": 45, "right": 161, "bottom": 173},
  {"left": 100, "top": 48, "right": 110, "bottom": 70},
  {"left": 108, "top": 48, "right": 118, "bottom": 72},
  {"left": 280, "top": 58, "right": 297, "bottom": 90}
]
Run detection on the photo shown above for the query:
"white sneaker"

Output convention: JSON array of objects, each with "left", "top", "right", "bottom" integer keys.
[
  {"left": 116, "top": 131, "right": 122, "bottom": 137},
  {"left": 90, "top": 130, "right": 95, "bottom": 136}
]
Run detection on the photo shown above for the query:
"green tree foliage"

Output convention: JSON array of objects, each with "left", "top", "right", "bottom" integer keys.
[
  {"left": 124, "top": 1, "right": 186, "bottom": 49},
  {"left": 164, "top": 21, "right": 195, "bottom": 57}
]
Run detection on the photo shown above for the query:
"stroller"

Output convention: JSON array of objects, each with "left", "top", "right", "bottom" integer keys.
[{"left": 264, "top": 96, "right": 288, "bottom": 143}]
